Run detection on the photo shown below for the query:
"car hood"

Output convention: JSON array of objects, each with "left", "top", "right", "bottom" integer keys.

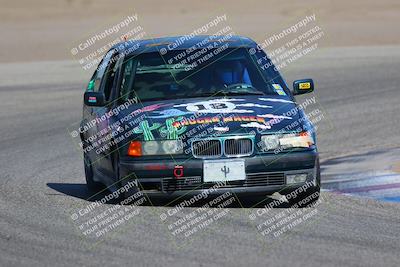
[{"left": 114, "top": 95, "right": 302, "bottom": 141}]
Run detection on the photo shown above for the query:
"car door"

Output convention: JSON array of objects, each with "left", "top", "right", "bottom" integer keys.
[
  {"left": 82, "top": 49, "right": 115, "bottom": 160},
  {"left": 91, "top": 50, "right": 124, "bottom": 181}
]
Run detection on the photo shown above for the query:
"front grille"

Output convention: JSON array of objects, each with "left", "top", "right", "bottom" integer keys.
[
  {"left": 161, "top": 172, "right": 285, "bottom": 192},
  {"left": 245, "top": 172, "right": 285, "bottom": 186},
  {"left": 161, "top": 176, "right": 202, "bottom": 192},
  {"left": 192, "top": 139, "right": 222, "bottom": 157},
  {"left": 192, "top": 137, "right": 253, "bottom": 158},
  {"left": 225, "top": 138, "right": 253, "bottom": 156}
]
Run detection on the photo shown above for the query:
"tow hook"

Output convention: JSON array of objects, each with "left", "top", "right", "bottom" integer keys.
[{"left": 173, "top": 165, "right": 184, "bottom": 179}]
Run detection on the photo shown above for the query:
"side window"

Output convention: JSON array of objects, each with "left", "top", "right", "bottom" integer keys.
[
  {"left": 119, "top": 58, "right": 138, "bottom": 102},
  {"left": 110, "top": 56, "right": 125, "bottom": 102},
  {"left": 87, "top": 49, "right": 115, "bottom": 92},
  {"left": 100, "top": 53, "right": 122, "bottom": 101}
]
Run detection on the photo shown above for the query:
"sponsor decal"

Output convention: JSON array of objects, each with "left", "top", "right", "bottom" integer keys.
[
  {"left": 88, "top": 96, "right": 97, "bottom": 103},
  {"left": 133, "top": 121, "right": 162, "bottom": 141},
  {"left": 240, "top": 122, "right": 271, "bottom": 130},
  {"left": 174, "top": 98, "right": 271, "bottom": 114},
  {"left": 137, "top": 103, "right": 171, "bottom": 113},
  {"left": 213, "top": 126, "right": 230, "bottom": 133},
  {"left": 237, "top": 103, "right": 272, "bottom": 108},
  {"left": 172, "top": 115, "right": 267, "bottom": 128},
  {"left": 272, "top": 83, "right": 287, "bottom": 96},
  {"left": 132, "top": 117, "right": 187, "bottom": 141},
  {"left": 258, "top": 114, "right": 292, "bottom": 120},
  {"left": 159, "top": 117, "right": 187, "bottom": 139},
  {"left": 272, "top": 84, "right": 283, "bottom": 90},
  {"left": 148, "top": 108, "right": 192, "bottom": 118},
  {"left": 276, "top": 90, "right": 287, "bottom": 96},
  {"left": 258, "top": 97, "right": 294, "bottom": 103},
  {"left": 276, "top": 91, "right": 286, "bottom": 96}
]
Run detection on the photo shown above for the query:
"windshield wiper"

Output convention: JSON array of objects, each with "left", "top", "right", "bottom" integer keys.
[
  {"left": 221, "top": 91, "right": 264, "bottom": 96},
  {"left": 138, "top": 90, "right": 264, "bottom": 102},
  {"left": 222, "top": 83, "right": 265, "bottom": 95},
  {"left": 189, "top": 91, "right": 264, "bottom": 98}
]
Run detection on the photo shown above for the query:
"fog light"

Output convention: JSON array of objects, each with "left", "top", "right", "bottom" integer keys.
[{"left": 286, "top": 173, "right": 308, "bottom": 184}]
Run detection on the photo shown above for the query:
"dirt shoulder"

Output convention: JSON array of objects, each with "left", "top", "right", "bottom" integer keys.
[{"left": 0, "top": 0, "right": 399, "bottom": 62}]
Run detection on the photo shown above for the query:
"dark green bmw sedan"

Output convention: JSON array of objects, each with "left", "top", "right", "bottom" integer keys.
[{"left": 80, "top": 35, "right": 320, "bottom": 206}]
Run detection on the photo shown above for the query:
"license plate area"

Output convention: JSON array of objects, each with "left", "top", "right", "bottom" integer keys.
[{"left": 203, "top": 159, "right": 246, "bottom": 182}]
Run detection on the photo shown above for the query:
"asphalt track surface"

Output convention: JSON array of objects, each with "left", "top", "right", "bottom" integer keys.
[{"left": 1, "top": 46, "right": 400, "bottom": 266}]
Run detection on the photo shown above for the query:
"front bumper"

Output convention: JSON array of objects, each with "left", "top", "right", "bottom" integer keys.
[{"left": 119, "top": 150, "right": 319, "bottom": 197}]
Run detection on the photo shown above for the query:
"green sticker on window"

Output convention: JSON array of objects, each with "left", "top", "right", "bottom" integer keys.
[{"left": 87, "top": 80, "right": 95, "bottom": 92}]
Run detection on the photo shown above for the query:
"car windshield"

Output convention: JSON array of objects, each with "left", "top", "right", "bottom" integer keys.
[{"left": 118, "top": 47, "right": 286, "bottom": 102}]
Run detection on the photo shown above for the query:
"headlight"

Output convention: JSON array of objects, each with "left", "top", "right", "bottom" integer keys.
[
  {"left": 260, "top": 135, "right": 280, "bottom": 150},
  {"left": 162, "top": 140, "right": 183, "bottom": 154},
  {"left": 143, "top": 141, "right": 159, "bottom": 155},
  {"left": 260, "top": 131, "right": 314, "bottom": 152},
  {"left": 128, "top": 140, "right": 183, "bottom": 157}
]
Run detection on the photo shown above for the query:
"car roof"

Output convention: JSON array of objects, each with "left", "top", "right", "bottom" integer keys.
[{"left": 111, "top": 35, "right": 258, "bottom": 56}]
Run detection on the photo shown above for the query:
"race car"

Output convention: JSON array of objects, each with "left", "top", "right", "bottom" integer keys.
[{"left": 80, "top": 35, "right": 320, "bottom": 206}]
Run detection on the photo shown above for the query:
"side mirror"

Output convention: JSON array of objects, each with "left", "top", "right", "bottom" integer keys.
[
  {"left": 84, "top": 91, "right": 106, "bottom": 106},
  {"left": 293, "top": 79, "right": 314, "bottom": 95}
]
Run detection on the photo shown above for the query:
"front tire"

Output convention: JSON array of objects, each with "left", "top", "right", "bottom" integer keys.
[
  {"left": 113, "top": 152, "right": 140, "bottom": 201},
  {"left": 84, "top": 153, "right": 104, "bottom": 193}
]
